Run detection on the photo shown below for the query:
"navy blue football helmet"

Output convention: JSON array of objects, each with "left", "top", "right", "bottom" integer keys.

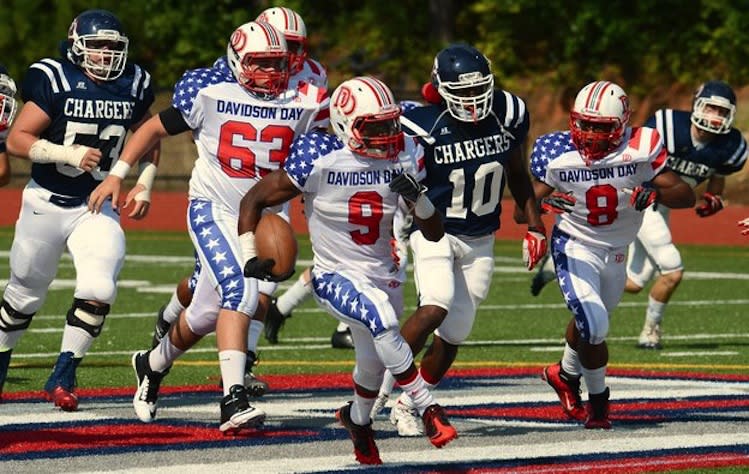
[
  {"left": 67, "top": 9, "right": 129, "bottom": 81},
  {"left": 431, "top": 43, "right": 494, "bottom": 122},
  {"left": 0, "top": 63, "right": 17, "bottom": 132},
  {"left": 691, "top": 80, "right": 736, "bottom": 134}
]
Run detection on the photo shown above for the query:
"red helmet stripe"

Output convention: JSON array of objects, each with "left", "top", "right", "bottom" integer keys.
[
  {"left": 257, "top": 21, "right": 282, "bottom": 47},
  {"left": 281, "top": 7, "right": 296, "bottom": 32},
  {"left": 584, "top": 81, "right": 612, "bottom": 112},
  {"left": 356, "top": 77, "right": 392, "bottom": 107}
]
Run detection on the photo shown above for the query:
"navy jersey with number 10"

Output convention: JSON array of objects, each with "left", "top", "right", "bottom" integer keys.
[
  {"left": 400, "top": 89, "right": 529, "bottom": 236},
  {"left": 22, "top": 56, "right": 154, "bottom": 197}
]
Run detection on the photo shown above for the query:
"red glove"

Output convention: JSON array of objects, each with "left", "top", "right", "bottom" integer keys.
[
  {"left": 523, "top": 226, "right": 547, "bottom": 270},
  {"left": 695, "top": 192, "right": 724, "bottom": 217},
  {"left": 541, "top": 191, "right": 576, "bottom": 214},
  {"left": 421, "top": 82, "right": 442, "bottom": 104},
  {"left": 629, "top": 183, "right": 658, "bottom": 211}
]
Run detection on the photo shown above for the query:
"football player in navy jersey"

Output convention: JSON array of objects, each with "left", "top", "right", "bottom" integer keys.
[
  {"left": 375, "top": 44, "right": 547, "bottom": 436},
  {"left": 0, "top": 64, "right": 18, "bottom": 187},
  {"left": 0, "top": 9, "right": 158, "bottom": 410},
  {"left": 624, "top": 80, "right": 748, "bottom": 349}
]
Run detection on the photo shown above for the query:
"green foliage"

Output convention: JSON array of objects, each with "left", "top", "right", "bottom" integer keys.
[{"left": 1, "top": 0, "right": 747, "bottom": 94}]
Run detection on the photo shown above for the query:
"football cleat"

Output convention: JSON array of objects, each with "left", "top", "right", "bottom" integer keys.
[
  {"left": 263, "top": 297, "right": 289, "bottom": 344},
  {"left": 0, "top": 349, "right": 12, "bottom": 400},
  {"left": 132, "top": 350, "right": 169, "bottom": 423},
  {"left": 542, "top": 362, "right": 586, "bottom": 420},
  {"left": 336, "top": 401, "right": 382, "bottom": 465},
  {"left": 244, "top": 351, "right": 269, "bottom": 398},
  {"left": 370, "top": 392, "right": 389, "bottom": 419},
  {"left": 585, "top": 387, "right": 612, "bottom": 429},
  {"left": 638, "top": 321, "right": 662, "bottom": 350},
  {"left": 389, "top": 400, "right": 423, "bottom": 437},
  {"left": 331, "top": 327, "right": 354, "bottom": 349},
  {"left": 422, "top": 404, "right": 458, "bottom": 448},
  {"left": 220, "top": 384, "right": 266, "bottom": 433},
  {"left": 151, "top": 304, "right": 171, "bottom": 349},
  {"left": 44, "top": 351, "right": 81, "bottom": 411}
]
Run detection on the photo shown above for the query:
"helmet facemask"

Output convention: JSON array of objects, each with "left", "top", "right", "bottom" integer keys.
[
  {"left": 437, "top": 71, "right": 494, "bottom": 122},
  {"left": 284, "top": 36, "right": 308, "bottom": 75},
  {"left": 237, "top": 53, "right": 290, "bottom": 99},
  {"left": 691, "top": 97, "right": 735, "bottom": 134},
  {"left": 349, "top": 105, "right": 404, "bottom": 160},
  {"left": 70, "top": 32, "right": 128, "bottom": 81},
  {"left": 0, "top": 74, "right": 17, "bottom": 132},
  {"left": 570, "top": 112, "right": 626, "bottom": 162}
]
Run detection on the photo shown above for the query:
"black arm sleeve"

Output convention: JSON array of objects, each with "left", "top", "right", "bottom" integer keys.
[{"left": 159, "top": 106, "right": 191, "bottom": 135}]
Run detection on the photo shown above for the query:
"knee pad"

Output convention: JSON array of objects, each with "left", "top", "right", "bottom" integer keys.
[
  {"left": 435, "top": 298, "right": 475, "bottom": 345},
  {"left": 373, "top": 328, "right": 414, "bottom": 375},
  {"left": 582, "top": 312, "right": 609, "bottom": 345},
  {"left": 76, "top": 277, "right": 118, "bottom": 306},
  {"left": 653, "top": 243, "right": 683, "bottom": 274},
  {"left": 0, "top": 299, "right": 34, "bottom": 332},
  {"left": 66, "top": 298, "right": 110, "bottom": 337}
]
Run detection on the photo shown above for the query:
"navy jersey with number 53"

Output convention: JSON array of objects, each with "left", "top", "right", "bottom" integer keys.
[
  {"left": 400, "top": 89, "right": 529, "bottom": 236},
  {"left": 22, "top": 55, "right": 154, "bottom": 197}
]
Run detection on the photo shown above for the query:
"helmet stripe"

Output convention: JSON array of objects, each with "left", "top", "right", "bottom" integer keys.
[
  {"left": 585, "top": 81, "right": 612, "bottom": 112},
  {"left": 281, "top": 7, "right": 296, "bottom": 31},
  {"left": 357, "top": 77, "right": 393, "bottom": 107},
  {"left": 257, "top": 21, "right": 282, "bottom": 46}
]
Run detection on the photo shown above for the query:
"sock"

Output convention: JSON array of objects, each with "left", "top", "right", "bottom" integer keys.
[
  {"left": 645, "top": 295, "right": 666, "bottom": 325},
  {"left": 581, "top": 365, "right": 607, "bottom": 395},
  {"left": 378, "top": 371, "right": 397, "bottom": 398},
  {"left": 219, "top": 350, "right": 247, "bottom": 396},
  {"left": 60, "top": 325, "right": 95, "bottom": 358},
  {"left": 162, "top": 291, "right": 185, "bottom": 326},
  {"left": 351, "top": 390, "right": 376, "bottom": 425},
  {"left": 149, "top": 337, "right": 184, "bottom": 373},
  {"left": 336, "top": 322, "right": 349, "bottom": 332},
  {"left": 560, "top": 343, "right": 582, "bottom": 376},
  {"left": 398, "top": 371, "right": 435, "bottom": 416},
  {"left": 246, "top": 319, "right": 263, "bottom": 353},
  {"left": 0, "top": 329, "right": 24, "bottom": 351},
  {"left": 276, "top": 274, "right": 313, "bottom": 316}
]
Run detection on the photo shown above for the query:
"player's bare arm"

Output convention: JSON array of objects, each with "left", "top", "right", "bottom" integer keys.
[
  {"left": 514, "top": 179, "right": 555, "bottom": 223},
  {"left": 8, "top": 101, "right": 102, "bottom": 172},
  {"left": 0, "top": 151, "right": 9, "bottom": 187},
  {"left": 89, "top": 113, "right": 168, "bottom": 214},
  {"left": 652, "top": 169, "right": 696, "bottom": 209},
  {"left": 123, "top": 111, "right": 162, "bottom": 220}
]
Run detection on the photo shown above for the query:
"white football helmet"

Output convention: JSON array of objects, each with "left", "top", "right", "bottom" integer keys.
[
  {"left": 226, "top": 21, "right": 290, "bottom": 99},
  {"left": 67, "top": 9, "right": 129, "bottom": 81},
  {"left": 330, "top": 76, "right": 404, "bottom": 160},
  {"left": 256, "top": 7, "right": 308, "bottom": 75},
  {"left": 570, "top": 80, "right": 631, "bottom": 161},
  {"left": 0, "top": 65, "right": 17, "bottom": 132}
]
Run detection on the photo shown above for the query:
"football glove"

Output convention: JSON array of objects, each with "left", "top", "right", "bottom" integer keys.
[
  {"left": 738, "top": 217, "right": 749, "bottom": 236},
  {"left": 243, "top": 257, "right": 277, "bottom": 282},
  {"left": 522, "top": 226, "right": 547, "bottom": 271},
  {"left": 540, "top": 191, "right": 576, "bottom": 214},
  {"left": 695, "top": 192, "right": 724, "bottom": 217},
  {"left": 389, "top": 172, "right": 425, "bottom": 202},
  {"left": 630, "top": 182, "right": 658, "bottom": 211}
]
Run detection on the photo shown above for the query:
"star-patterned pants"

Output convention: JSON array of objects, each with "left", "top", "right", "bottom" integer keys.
[
  {"left": 184, "top": 198, "right": 258, "bottom": 335},
  {"left": 551, "top": 227, "right": 627, "bottom": 345}
]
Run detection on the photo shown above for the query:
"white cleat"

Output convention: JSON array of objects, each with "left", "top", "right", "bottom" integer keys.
[
  {"left": 132, "top": 351, "right": 168, "bottom": 423},
  {"left": 389, "top": 401, "right": 423, "bottom": 437},
  {"left": 638, "top": 321, "right": 662, "bottom": 349}
]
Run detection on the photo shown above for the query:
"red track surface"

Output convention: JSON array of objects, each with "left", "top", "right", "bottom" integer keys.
[{"left": 1, "top": 189, "right": 747, "bottom": 245}]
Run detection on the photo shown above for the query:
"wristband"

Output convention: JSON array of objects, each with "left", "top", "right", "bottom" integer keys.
[
  {"left": 134, "top": 161, "right": 157, "bottom": 202},
  {"left": 239, "top": 231, "right": 257, "bottom": 263},
  {"left": 109, "top": 160, "right": 131, "bottom": 179},
  {"left": 28, "top": 139, "right": 88, "bottom": 168},
  {"left": 413, "top": 193, "right": 436, "bottom": 219}
]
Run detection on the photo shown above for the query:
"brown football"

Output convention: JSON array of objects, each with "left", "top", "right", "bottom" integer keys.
[{"left": 255, "top": 213, "right": 298, "bottom": 280}]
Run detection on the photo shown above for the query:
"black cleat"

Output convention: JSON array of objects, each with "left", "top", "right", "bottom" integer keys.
[
  {"left": 331, "top": 327, "right": 354, "bottom": 349},
  {"left": 264, "top": 297, "right": 289, "bottom": 344},
  {"left": 151, "top": 305, "right": 171, "bottom": 349}
]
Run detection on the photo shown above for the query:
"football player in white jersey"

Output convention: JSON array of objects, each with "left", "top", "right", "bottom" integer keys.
[
  {"left": 624, "top": 80, "right": 748, "bottom": 349},
  {"left": 0, "top": 64, "right": 16, "bottom": 187},
  {"left": 0, "top": 10, "right": 158, "bottom": 410},
  {"left": 89, "top": 21, "right": 328, "bottom": 433},
  {"left": 519, "top": 81, "right": 695, "bottom": 429},
  {"left": 151, "top": 6, "right": 329, "bottom": 393},
  {"left": 238, "top": 77, "right": 458, "bottom": 464}
]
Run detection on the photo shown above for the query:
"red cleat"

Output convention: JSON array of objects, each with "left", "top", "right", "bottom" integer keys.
[
  {"left": 336, "top": 402, "right": 382, "bottom": 465},
  {"left": 45, "top": 385, "right": 79, "bottom": 412},
  {"left": 422, "top": 404, "right": 458, "bottom": 448},
  {"left": 542, "top": 362, "right": 586, "bottom": 421}
]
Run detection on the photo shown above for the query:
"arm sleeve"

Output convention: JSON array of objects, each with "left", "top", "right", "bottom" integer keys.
[{"left": 159, "top": 106, "right": 191, "bottom": 135}]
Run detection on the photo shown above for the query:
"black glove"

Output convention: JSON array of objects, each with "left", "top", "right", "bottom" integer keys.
[
  {"left": 389, "top": 172, "right": 424, "bottom": 202},
  {"left": 243, "top": 257, "right": 276, "bottom": 281},
  {"left": 630, "top": 182, "right": 658, "bottom": 211},
  {"left": 540, "top": 191, "right": 576, "bottom": 214}
]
